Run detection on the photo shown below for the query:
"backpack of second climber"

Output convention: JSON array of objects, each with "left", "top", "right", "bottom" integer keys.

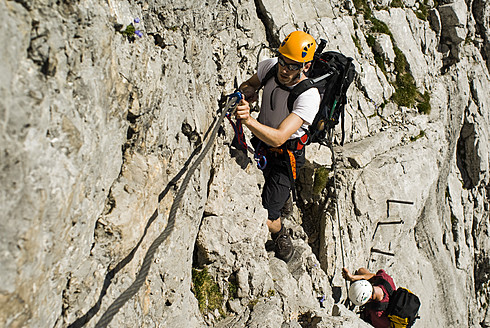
[
  {"left": 386, "top": 287, "right": 421, "bottom": 328},
  {"left": 367, "top": 279, "right": 421, "bottom": 328}
]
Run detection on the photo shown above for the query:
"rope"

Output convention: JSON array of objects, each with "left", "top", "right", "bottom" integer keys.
[
  {"left": 225, "top": 106, "right": 267, "bottom": 170},
  {"left": 94, "top": 94, "right": 239, "bottom": 328},
  {"left": 327, "top": 131, "right": 350, "bottom": 302}
]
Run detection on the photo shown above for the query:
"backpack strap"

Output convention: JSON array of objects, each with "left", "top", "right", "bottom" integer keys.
[
  {"left": 364, "top": 301, "right": 389, "bottom": 312},
  {"left": 262, "top": 62, "right": 335, "bottom": 112},
  {"left": 259, "top": 63, "right": 279, "bottom": 89},
  {"left": 376, "top": 277, "right": 394, "bottom": 296},
  {"left": 341, "top": 104, "right": 345, "bottom": 145},
  {"left": 335, "top": 56, "right": 354, "bottom": 146},
  {"left": 363, "top": 277, "right": 395, "bottom": 312},
  {"left": 287, "top": 69, "right": 335, "bottom": 112},
  {"left": 287, "top": 79, "right": 315, "bottom": 112}
]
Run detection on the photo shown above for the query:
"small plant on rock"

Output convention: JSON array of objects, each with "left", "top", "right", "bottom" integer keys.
[
  {"left": 391, "top": 0, "right": 404, "bottom": 8},
  {"left": 118, "top": 18, "right": 143, "bottom": 40},
  {"left": 391, "top": 46, "right": 421, "bottom": 108},
  {"left": 313, "top": 167, "right": 331, "bottom": 195},
  {"left": 410, "top": 130, "right": 426, "bottom": 142},
  {"left": 415, "top": 0, "right": 431, "bottom": 21},
  {"left": 416, "top": 91, "right": 431, "bottom": 114},
  {"left": 392, "top": 73, "right": 418, "bottom": 107},
  {"left": 192, "top": 267, "right": 225, "bottom": 316}
]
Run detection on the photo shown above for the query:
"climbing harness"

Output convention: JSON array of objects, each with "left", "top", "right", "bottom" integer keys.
[
  {"left": 268, "top": 147, "right": 297, "bottom": 179},
  {"left": 249, "top": 134, "right": 308, "bottom": 202}
]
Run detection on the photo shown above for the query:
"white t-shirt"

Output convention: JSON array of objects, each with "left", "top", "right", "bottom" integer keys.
[{"left": 257, "top": 58, "right": 320, "bottom": 140}]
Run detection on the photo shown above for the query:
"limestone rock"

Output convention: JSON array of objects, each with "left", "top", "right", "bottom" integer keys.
[
  {"left": 1, "top": 0, "right": 489, "bottom": 327},
  {"left": 374, "top": 33, "right": 396, "bottom": 72},
  {"left": 439, "top": 0, "right": 468, "bottom": 44}
]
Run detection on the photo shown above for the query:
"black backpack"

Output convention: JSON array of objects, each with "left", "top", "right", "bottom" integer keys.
[
  {"left": 261, "top": 39, "right": 356, "bottom": 146},
  {"left": 365, "top": 278, "right": 421, "bottom": 328}
]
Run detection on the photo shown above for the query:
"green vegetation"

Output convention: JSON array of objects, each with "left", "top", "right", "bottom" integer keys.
[
  {"left": 391, "top": 0, "right": 404, "bottom": 8},
  {"left": 393, "top": 46, "right": 408, "bottom": 73},
  {"left": 355, "top": 5, "right": 423, "bottom": 109},
  {"left": 415, "top": 0, "right": 430, "bottom": 21},
  {"left": 352, "top": 0, "right": 366, "bottom": 11},
  {"left": 352, "top": 0, "right": 433, "bottom": 113},
  {"left": 370, "top": 16, "right": 392, "bottom": 36},
  {"left": 352, "top": 35, "right": 362, "bottom": 54},
  {"left": 366, "top": 33, "right": 376, "bottom": 48},
  {"left": 353, "top": 0, "right": 372, "bottom": 18},
  {"left": 120, "top": 24, "right": 136, "bottom": 37},
  {"left": 410, "top": 130, "right": 426, "bottom": 142},
  {"left": 228, "top": 278, "right": 238, "bottom": 300},
  {"left": 391, "top": 46, "right": 431, "bottom": 110},
  {"left": 392, "top": 73, "right": 418, "bottom": 107},
  {"left": 248, "top": 298, "right": 259, "bottom": 309},
  {"left": 416, "top": 91, "right": 431, "bottom": 114},
  {"left": 374, "top": 53, "right": 387, "bottom": 74},
  {"left": 192, "top": 267, "right": 225, "bottom": 316},
  {"left": 313, "top": 167, "right": 330, "bottom": 195}
]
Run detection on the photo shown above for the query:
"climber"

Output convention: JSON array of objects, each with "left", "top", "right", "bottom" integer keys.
[
  {"left": 235, "top": 31, "right": 320, "bottom": 262},
  {"left": 342, "top": 267, "right": 396, "bottom": 328}
]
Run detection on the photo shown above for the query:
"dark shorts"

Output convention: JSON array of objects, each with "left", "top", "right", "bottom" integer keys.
[
  {"left": 259, "top": 144, "right": 305, "bottom": 221},
  {"left": 262, "top": 159, "right": 292, "bottom": 221},
  {"left": 250, "top": 137, "right": 305, "bottom": 221}
]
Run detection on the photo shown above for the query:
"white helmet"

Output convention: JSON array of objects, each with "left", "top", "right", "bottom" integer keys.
[{"left": 348, "top": 280, "right": 372, "bottom": 306}]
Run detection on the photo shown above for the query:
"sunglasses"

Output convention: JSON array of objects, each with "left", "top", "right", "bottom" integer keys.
[{"left": 277, "top": 56, "right": 302, "bottom": 71}]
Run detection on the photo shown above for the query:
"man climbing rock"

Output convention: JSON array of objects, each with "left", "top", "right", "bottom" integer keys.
[
  {"left": 235, "top": 31, "right": 320, "bottom": 262},
  {"left": 342, "top": 267, "right": 397, "bottom": 328}
]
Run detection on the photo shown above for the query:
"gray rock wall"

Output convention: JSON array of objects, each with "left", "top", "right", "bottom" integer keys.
[{"left": 1, "top": 0, "right": 489, "bottom": 327}]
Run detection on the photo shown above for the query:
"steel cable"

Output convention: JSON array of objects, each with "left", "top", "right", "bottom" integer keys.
[
  {"left": 94, "top": 99, "right": 232, "bottom": 328},
  {"left": 327, "top": 132, "right": 350, "bottom": 302}
]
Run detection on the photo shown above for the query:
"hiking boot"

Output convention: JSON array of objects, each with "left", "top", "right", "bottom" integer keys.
[{"left": 274, "top": 231, "right": 294, "bottom": 262}]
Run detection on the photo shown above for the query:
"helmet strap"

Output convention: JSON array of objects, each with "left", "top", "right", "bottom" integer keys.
[
  {"left": 291, "top": 65, "right": 306, "bottom": 83},
  {"left": 291, "top": 71, "right": 302, "bottom": 83},
  {"left": 275, "top": 62, "right": 307, "bottom": 87}
]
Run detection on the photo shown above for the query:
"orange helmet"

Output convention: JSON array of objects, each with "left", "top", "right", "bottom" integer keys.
[{"left": 278, "top": 31, "right": 316, "bottom": 63}]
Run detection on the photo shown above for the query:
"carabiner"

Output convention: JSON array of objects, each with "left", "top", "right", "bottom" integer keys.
[
  {"left": 255, "top": 155, "right": 267, "bottom": 170},
  {"left": 224, "top": 91, "right": 243, "bottom": 115}
]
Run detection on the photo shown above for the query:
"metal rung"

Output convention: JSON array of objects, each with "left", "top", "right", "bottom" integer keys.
[
  {"left": 371, "top": 247, "right": 395, "bottom": 257},
  {"left": 371, "top": 219, "right": 405, "bottom": 240},
  {"left": 377, "top": 219, "right": 404, "bottom": 226},
  {"left": 387, "top": 199, "right": 414, "bottom": 205},
  {"left": 387, "top": 199, "right": 414, "bottom": 218}
]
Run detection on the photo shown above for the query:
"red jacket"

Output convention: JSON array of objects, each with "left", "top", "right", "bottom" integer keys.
[{"left": 364, "top": 269, "right": 396, "bottom": 328}]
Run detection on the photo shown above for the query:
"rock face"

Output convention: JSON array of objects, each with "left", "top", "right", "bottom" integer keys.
[{"left": 1, "top": 0, "right": 489, "bottom": 328}]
